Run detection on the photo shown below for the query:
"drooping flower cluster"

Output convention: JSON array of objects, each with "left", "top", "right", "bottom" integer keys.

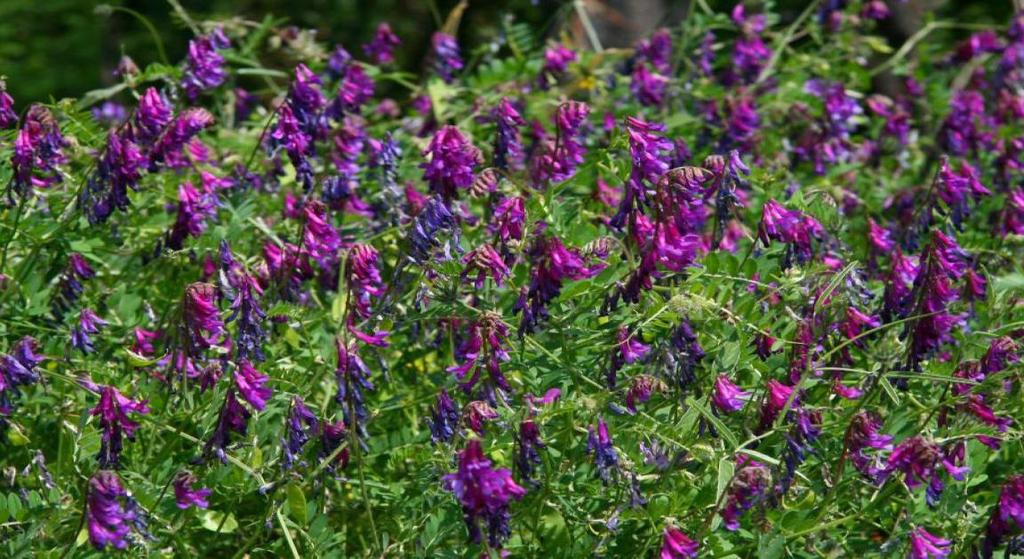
[
  {"left": 530, "top": 100, "right": 590, "bottom": 187},
  {"left": 0, "top": 337, "right": 44, "bottom": 418},
  {"left": 91, "top": 385, "right": 150, "bottom": 468},
  {"left": 181, "top": 27, "right": 230, "bottom": 100},
  {"left": 87, "top": 471, "right": 148, "bottom": 550},
  {"left": 442, "top": 439, "right": 526, "bottom": 548}
]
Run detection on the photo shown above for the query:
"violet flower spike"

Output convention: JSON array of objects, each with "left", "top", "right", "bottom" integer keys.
[
  {"left": 442, "top": 439, "right": 526, "bottom": 548},
  {"left": 91, "top": 385, "right": 150, "bottom": 468}
]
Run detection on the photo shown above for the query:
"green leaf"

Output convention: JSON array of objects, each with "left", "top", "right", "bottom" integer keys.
[
  {"left": 199, "top": 510, "right": 238, "bottom": 533},
  {"left": 287, "top": 483, "right": 308, "bottom": 525},
  {"left": 712, "top": 457, "right": 735, "bottom": 531}
]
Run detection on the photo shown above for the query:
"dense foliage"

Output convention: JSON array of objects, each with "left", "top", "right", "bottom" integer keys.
[{"left": 2, "top": 2, "right": 1024, "bottom": 558}]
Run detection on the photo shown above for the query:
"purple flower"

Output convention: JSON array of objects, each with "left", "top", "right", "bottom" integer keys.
[
  {"left": 908, "top": 526, "right": 951, "bottom": 559},
  {"left": 234, "top": 360, "right": 272, "bottom": 411},
  {"left": 72, "top": 308, "right": 109, "bottom": 354},
  {"left": 226, "top": 273, "right": 267, "bottom": 362},
  {"left": 234, "top": 88, "right": 258, "bottom": 122},
  {"left": 53, "top": 253, "right": 95, "bottom": 315},
  {"left": 204, "top": 390, "right": 251, "bottom": 463},
  {"left": 905, "top": 232, "right": 968, "bottom": 371},
  {"left": 303, "top": 200, "right": 341, "bottom": 271},
  {"left": 0, "top": 337, "right": 44, "bottom": 416},
  {"left": 759, "top": 379, "right": 796, "bottom": 429},
  {"left": 463, "top": 400, "right": 498, "bottom": 435},
  {"left": 346, "top": 243, "right": 386, "bottom": 320},
  {"left": 711, "top": 375, "right": 749, "bottom": 414},
  {"left": 846, "top": 411, "right": 893, "bottom": 480},
  {"left": 281, "top": 397, "right": 319, "bottom": 469},
  {"left": 91, "top": 385, "right": 149, "bottom": 468},
  {"left": 91, "top": 101, "right": 127, "bottom": 127},
  {"left": 182, "top": 283, "right": 225, "bottom": 355},
  {"left": 166, "top": 181, "right": 220, "bottom": 250},
  {"left": 491, "top": 196, "right": 526, "bottom": 244},
  {"left": 430, "top": 32, "right": 464, "bottom": 83},
  {"left": 131, "top": 88, "right": 173, "bottom": 146},
  {"left": 530, "top": 101, "right": 590, "bottom": 187},
  {"left": 0, "top": 82, "right": 16, "bottom": 128},
  {"left": 447, "top": 314, "right": 512, "bottom": 400},
  {"left": 363, "top": 23, "right": 401, "bottom": 65},
  {"left": 173, "top": 472, "right": 212, "bottom": 510},
  {"left": 660, "top": 526, "right": 699, "bottom": 559},
  {"left": 335, "top": 339, "right": 375, "bottom": 439},
  {"left": 442, "top": 439, "right": 526, "bottom": 548},
  {"left": 939, "top": 90, "right": 993, "bottom": 156},
  {"left": 938, "top": 159, "right": 990, "bottom": 228},
  {"left": 882, "top": 249, "right": 920, "bottom": 320},
  {"left": 82, "top": 129, "right": 146, "bottom": 224},
  {"left": 730, "top": 5, "right": 771, "bottom": 84},
  {"left": 515, "top": 420, "right": 545, "bottom": 484},
  {"left": 332, "top": 64, "right": 375, "bottom": 116},
  {"left": 327, "top": 46, "right": 353, "bottom": 79},
  {"left": 867, "top": 218, "right": 895, "bottom": 253},
  {"left": 429, "top": 389, "right": 460, "bottom": 444},
  {"left": 798, "top": 79, "right": 862, "bottom": 173},
  {"left": 861, "top": 0, "right": 890, "bottom": 20},
  {"left": 462, "top": 244, "right": 510, "bottom": 288},
  {"left": 10, "top": 105, "right": 68, "bottom": 196},
  {"left": 722, "top": 456, "right": 771, "bottom": 530},
  {"left": 631, "top": 63, "right": 670, "bottom": 107},
  {"left": 984, "top": 475, "right": 1024, "bottom": 554},
  {"left": 422, "top": 125, "right": 479, "bottom": 201},
  {"left": 608, "top": 326, "right": 650, "bottom": 388},
  {"left": 319, "top": 419, "right": 351, "bottom": 470},
  {"left": 625, "top": 375, "right": 659, "bottom": 413},
  {"left": 866, "top": 95, "right": 911, "bottom": 146},
  {"left": 636, "top": 28, "right": 673, "bottom": 74},
  {"left": 538, "top": 44, "right": 576, "bottom": 89},
  {"left": 757, "top": 199, "right": 823, "bottom": 265},
  {"left": 697, "top": 31, "right": 716, "bottom": 77},
  {"left": 954, "top": 30, "right": 1003, "bottom": 63},
  {"left": 181, "top": 29, "right": 229, "bottom": 100},
  {"left": 587, "top": 419, "right": 618, "bottom": 484},
  {"left": 271, "top": 104, "right": 314, "bottom": 191},
  {"left": 883, "top": 436, "right": 969, "bottom": 506},
  {"left": 409, "top": 195, "right": 461, "bottom": 263},
  {"left": 492, "top": 98, "right": 525, "bottom": 170},
  {"left": 515, "top": 230, "right": 605, "bottom": 335},
  {"left": 149, "top": 108, "right": 214, "bottom": 169},
  {"left": 87, "top": 471, "right": 139, "bottom": 549}
]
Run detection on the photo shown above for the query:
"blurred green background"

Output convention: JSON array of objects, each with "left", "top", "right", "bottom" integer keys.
[{"left": 0, "top": 0, "right": 1012, "bottom": 105}]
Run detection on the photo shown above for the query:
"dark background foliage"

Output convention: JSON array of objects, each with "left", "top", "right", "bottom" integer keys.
[{"left": 0, "top": 0, "right": 1012, "bottom": 105}]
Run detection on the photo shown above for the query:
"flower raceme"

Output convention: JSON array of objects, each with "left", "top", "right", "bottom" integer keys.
[{"left": 443, "top": 439, "right": 525, "bottom": 548}]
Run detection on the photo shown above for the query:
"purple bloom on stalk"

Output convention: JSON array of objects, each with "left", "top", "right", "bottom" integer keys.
[
  {"left": 882, "top": 249, "right": 919, "bottom": 319},
  {"left": 346, "top": 243, "right": 386, "bottom": 320},
  {"left": 226, "top": 274, "right": 267, "bottom": 362},
  {"left": 429, "top": 389, "right": 460, "bottom": 444},
  {"left": 182, "top": 283, "right": 225, "bottom": 355},
  {"left": 442, "top": 439, "right": 526, "bottom": 548},
  {"left": 363, "top": 23, "right": 401, "bottom": 65},
  {"left": 72, "top": 308, "right": 109, "bottom": 354},
  {"left": 861, "top": 1, "right": 890, "bottom": 20},
  {"left": 332, "top": 64, "right": 375, "bottom": 116},
  {"left": 204, "top": 390, "right": 252, "bottom": 463},
  {"left": 905, "top": 232, "right": 968, "bottom": 371},
  {"left": 326, "top": 46, "right": 353, "bottom": 79},
  {"left": 91, "top": 385, "right": 149, "bottom": 468},
  {"left": 281, "top": 397, "right": 319, "bottom": 469},
  {"left": 447, "top": 314, "right": 512, "bottom": 400},
  {"left": 421, "top": 125, "right": 479, "bottom": 201},
  {"left": 10, "top": 105, "right": 68, "bottom": 196},
  {"left": 697, "top": 31, "right": 716, "bottom": 77},
  {"left": 538, "top": 44, "right": 576, "bottom": 89},
  {"left": 302, "top": 200, "right": 341, "bottom": 271},
  {"left": 846, "top": 411, "right": 893, "bottom": 480},
  {"left": 91, "top": 101, "right": 127, "bottom": 127},
  {"left": 53, "top": 253, "right": 95, "bottom": 315},
  {"left": 908, "top": 527, "right": 951, "bottom": 559},
  {"left": 149, "top": 108, "right": 214, "bottom": 169},
  {"left": 883, "top": 436, "right": 969, "bottom": 506},
  {"left": 0, "top": 83, "right": 15, "bottom": 128},
  {"left": 608, "top": 326, "right": 649, "bottom": 388},
  {"left": 318, "top": 419, "right": 351, "bottom": 470},
  {"left": 587, "top": 419, "right": 618, "bottom": 484},
  {"left": 712, "top": 375, "right": 749, "bottom": 414},
  {"left": 409, "top": 195, "right": 461, "bottom": 263},
  {"left": 181, "top": 29, "right": 229, "bottom": 100},
  {"left": 234, "top": 360, "right": 272, "bottom": 411},
  {"left": 335, "top": 338, "right": 375, "bottom": 440},
  {"left": 83, "top": 129, "right": 146, "bottom": 224},
  {"left": 286, "top": 64, "right": 327, "bottom": 133},
  {"left": 631, "top": 63, "right": 669, "bottom": 107},
  {"left": 730, "top": 5, "right": 771, "bottom": 84},
  {"left": 166, "top": 181, "right": 220, "bottom": 250},
  {"left": 625, "top": 375, "right": 659, "bottom": 413},
  {"left": 87, "top": 471, "right": 141, "bottom": 549},
  {"left": 271, "top": 104, "right": 315, "bottom": 191},
  {"left": 430, "top": 32, "right": 464, "bottom": 83},
  {"left": 491, "top": 196, "right": 526, "bottom": 244},
  {"left": 759, "top": 379, "right": 796, "bottom": 429},
  {"left": 462, "top": 244, "right": 510, "bottom": 288},
  {"left": 515, "top": 420, "right": 545, "bottom": 484},
  {"left": 722, "top": 456, "right": 771, "bottom": 530},
  {"left": 636, "top": 28, "right": 673, "bottom": 74},
  {"left": 492, "top": 98, "right": 525, "bottom": 170},
  {"left": 515, "top": 230, "right": 605, "bottom": 335},
  {"left": 939, "top": 90, "right": 993, "bottom": 156},
  {"left": 660, "top": 526, "right": 699, "bottom": 559},
  {"left": 0, "top": 337, "right": 44, "bottom": 417},
  {"left": 530, "top": 101, "right": 590, "bottom": 187},
  {"left": 757, "top": 199, "right": 823, "bottom": 265},
  {"left": 131, "top": 88, "right": 173, "bottom": 146},
  {"left": 867, "top": 218, "right": 895, "bottom": 253},
  {"left": 954, "top": 31, "right": 1003, "bottom": 63},
  {"left": 983, "top": 475, "right": 1024, "bottom": 555},
  {"left": 937, "top": 159, "right": 990, "bottom": 228},
  {"left": 173, "top": 472, "right": 211, "bottom": 510}
]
